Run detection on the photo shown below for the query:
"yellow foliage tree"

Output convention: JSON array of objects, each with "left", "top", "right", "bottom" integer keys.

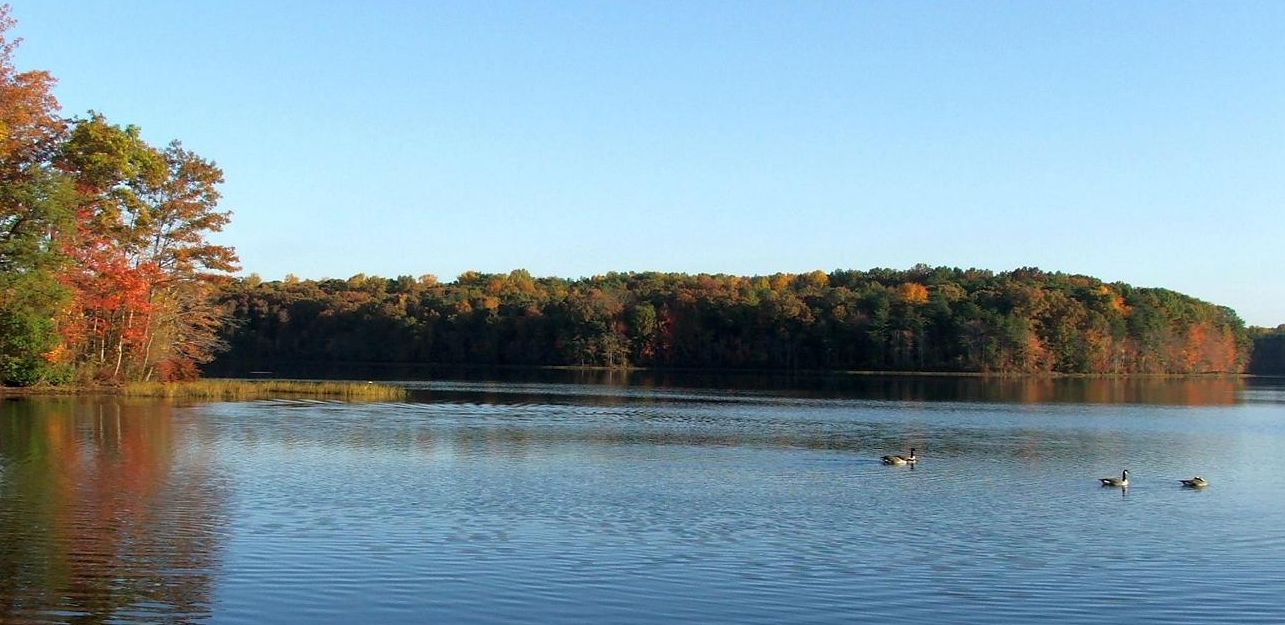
[{"left": 898, "top": 282, "right": 929, "bottom": 305}]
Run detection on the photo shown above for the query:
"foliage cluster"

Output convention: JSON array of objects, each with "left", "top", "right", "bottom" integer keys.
[
  {"left": 0, "top": 6, "right": 237, "bottom": 385},
  {"left": 213, "top": 266, "right": 1251, "bottom": 375}
]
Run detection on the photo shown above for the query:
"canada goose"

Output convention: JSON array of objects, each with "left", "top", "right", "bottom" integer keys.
[
  {"left": 1179, "top": 476, "right": 1208, "bottom": 488},
  {"left": 881, "top": 448, "right": 917, "bottom": 466},
  {"left": 1099, "top": 469, "right": 1129, "bottom": 488}
]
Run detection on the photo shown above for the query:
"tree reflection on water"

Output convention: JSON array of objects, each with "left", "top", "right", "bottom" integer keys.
[{"left": 0, "top": 398, "right": 226, "bottom": 624}]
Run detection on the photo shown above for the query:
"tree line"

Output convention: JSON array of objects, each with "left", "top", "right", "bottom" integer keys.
[
  {"left": 0, "top": 7, "right": 236, "bottom": 385},
  {"left": 211, "top": 266, "right": 1254, "bottom": 375}
]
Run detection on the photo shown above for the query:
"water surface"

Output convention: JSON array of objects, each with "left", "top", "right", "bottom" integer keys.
[{"left": 2, "top": 376, "right": 1284, "bottom": 623}]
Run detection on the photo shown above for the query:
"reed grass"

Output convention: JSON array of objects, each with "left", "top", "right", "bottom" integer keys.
[{"left": 121, "top": 379, "right": 407, "bottom": 401}]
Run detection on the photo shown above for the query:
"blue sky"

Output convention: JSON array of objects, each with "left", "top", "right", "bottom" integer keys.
[{"left": 11, "top": 2, "right": 1284, "bottom": 325}]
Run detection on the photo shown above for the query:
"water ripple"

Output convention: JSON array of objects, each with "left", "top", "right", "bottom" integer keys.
[{"left": 3, "top": 383, "right": 1285, "bottom": 623}]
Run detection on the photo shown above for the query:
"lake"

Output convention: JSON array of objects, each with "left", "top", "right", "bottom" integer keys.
[{"left": 3, "top": 374, "right": 1285, "bottom": 624}]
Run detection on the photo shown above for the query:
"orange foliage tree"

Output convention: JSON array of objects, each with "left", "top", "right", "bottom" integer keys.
[{"left": 57, "top": 120, "right": 237, "bottom": 381}]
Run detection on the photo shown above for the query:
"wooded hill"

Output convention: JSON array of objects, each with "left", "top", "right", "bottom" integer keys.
[{"left": 211, "top": 266, "right": 1252, "bottom": 375}]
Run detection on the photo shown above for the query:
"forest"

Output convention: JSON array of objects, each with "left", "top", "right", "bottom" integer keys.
[{"left": 210, "top": 266, "right": 1255, "bottom": 376}]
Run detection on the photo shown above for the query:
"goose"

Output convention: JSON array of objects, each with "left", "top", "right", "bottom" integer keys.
[
  {"left": 1099, "top": 469, "right": 1129, "bottom": 488},
  {"left": 881, "top": 448, "right": 917, "bottom": 466},
  {"left": 1179, "top": 476, "right": 1208, "bottom": 488}
]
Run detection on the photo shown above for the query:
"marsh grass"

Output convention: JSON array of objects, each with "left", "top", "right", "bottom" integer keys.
[{"left": 122, "top": 379, "right": 407, "bottom": 401}]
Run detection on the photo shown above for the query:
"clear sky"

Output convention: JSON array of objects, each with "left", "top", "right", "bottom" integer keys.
[{"left": 10, "top": 2, "right": 1284, "bottom": 325}]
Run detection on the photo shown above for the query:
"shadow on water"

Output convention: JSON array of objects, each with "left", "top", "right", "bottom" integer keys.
[{"left": 209, "top": 362, "right": 1256, "bottom": 406}]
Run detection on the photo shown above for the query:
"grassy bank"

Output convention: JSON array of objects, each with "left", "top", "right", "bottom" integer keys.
[{"left": 121, "top": 379, "right": 407, "bottom": 401}]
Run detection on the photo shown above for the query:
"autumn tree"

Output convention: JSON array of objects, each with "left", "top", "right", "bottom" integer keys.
[
  {"left": 0, "top": 6, "right": 239, "bottom": 384},
  {"left": 56, "top": 114, "right": 165, "bottom": 380},
  {"left": 0, "top": 6, "right": 239, "bottom": 386},
  {"left": 132, "top": 142, "right": 238, "bottom": 380},
  {"left": 56, "top": 119, "right": 237, "bottom": 381},
  {"left": 0, "top": 5, "right": 73, "bottom": 384}
]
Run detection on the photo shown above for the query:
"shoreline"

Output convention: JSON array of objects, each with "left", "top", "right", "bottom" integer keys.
[
  {"left": 0, "top": 379, "right": 406, "bottom": 400},
  {"left": 2, "top": 369, "right": 1272, "bottom": 398}
]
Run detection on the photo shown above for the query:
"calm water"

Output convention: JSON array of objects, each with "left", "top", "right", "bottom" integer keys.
[{"left": 2, "top": 375, "right": 1285, "bottom": 624}]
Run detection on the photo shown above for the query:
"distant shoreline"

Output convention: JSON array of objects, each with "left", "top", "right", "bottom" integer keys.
[{"left": 536, "top": 365, "right": 1254, "bottom": 379}]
